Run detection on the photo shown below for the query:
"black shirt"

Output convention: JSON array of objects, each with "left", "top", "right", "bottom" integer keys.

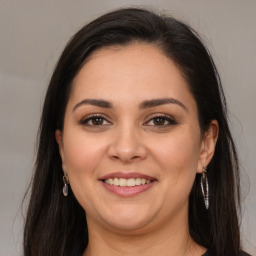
[{"left": 202, "top": 250, "right": 251, "bottom": 256}]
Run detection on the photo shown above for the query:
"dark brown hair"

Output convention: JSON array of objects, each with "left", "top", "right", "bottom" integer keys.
[{"left": 23, "top": 8, "right": 241, "bottom": 256}]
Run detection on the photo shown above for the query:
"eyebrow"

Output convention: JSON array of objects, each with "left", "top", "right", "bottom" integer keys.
[
  {"left": 139, "top": 98, "right": 188, "bottom": 111},
  {"left": 72, "top": 97, "right": 188, "bottom": 112},
  {"left": 72, "top": 99, "right": 113, "bottom": 112}
]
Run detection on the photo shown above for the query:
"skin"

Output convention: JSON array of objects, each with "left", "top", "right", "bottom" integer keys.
[{"left": 56, "top": 43, "right": 218, "bottom": 256}]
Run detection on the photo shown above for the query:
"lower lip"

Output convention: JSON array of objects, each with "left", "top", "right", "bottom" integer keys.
[{"left": 101, "top": 181, "right": 157, "bottom": 197}]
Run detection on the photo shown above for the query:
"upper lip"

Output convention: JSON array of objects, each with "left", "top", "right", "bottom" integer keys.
[{"left": 98, "top": 172, "right": 156, "bottom": 181}]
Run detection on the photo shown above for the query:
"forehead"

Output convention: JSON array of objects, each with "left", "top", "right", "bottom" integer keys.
[{"left": 69, "top": 43, "right": 195, "bottom": 107}]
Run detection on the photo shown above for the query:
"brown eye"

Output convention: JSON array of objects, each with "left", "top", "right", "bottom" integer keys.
[
  {"left": 80, "top": 115, "right": 111, "bottom": 126},
  {"left": 91, "top": 117, "right": 104, "bottom": 125},
  {"left": 145, "top": 115, "right": 177, "bottom": 127},
  {"left": 153, "top": 117, "right": 166, "bottom": 126}
]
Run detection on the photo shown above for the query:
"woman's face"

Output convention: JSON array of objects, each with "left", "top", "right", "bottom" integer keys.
[{"left": 57, "top": 43, "right": 215, "bottom": 233}]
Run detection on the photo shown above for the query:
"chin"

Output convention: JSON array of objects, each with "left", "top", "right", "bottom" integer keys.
[
  {"left": 100, "top": 207, "right": 156, "bottom": 232},
  {"left": 107, "top": 218, "right": 151, "bottom": 232}
]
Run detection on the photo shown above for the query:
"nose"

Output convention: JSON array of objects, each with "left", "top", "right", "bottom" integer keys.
[{"left": 107, "top": 124, "right": 147, "bottom": 163}]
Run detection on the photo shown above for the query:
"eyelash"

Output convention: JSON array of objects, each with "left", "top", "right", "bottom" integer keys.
[{"left": 80, "top": 114, "right": 177, "bottom": 127}]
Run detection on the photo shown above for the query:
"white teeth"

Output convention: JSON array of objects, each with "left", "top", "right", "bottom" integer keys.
[
  {"left": 119, "top": 178, "right": 126, "bottom": 187},
  {"left": 135, "top": 178, "right": 141, "bottom": 185},
  {"left": 113, "top": 178, "right": 119, "bottom": 186},
  {"left": 127, "top": 178, "right": 136, "bottom": 187},
  {"left": 104, "top": 177, "right": 152, "bottom": 187}
]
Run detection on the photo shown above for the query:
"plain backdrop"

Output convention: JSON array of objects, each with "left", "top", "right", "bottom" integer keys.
[{"left": 0, "top": 0, "right": 255, "bottom": 255}]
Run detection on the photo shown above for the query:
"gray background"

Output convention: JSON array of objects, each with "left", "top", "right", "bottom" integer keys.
[{"left": 0, "top": 0, "right": 255, "bottom": 255}]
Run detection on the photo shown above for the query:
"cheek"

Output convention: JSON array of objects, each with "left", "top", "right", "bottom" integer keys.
[
  {"left": 62, "top": 130, "right": 109, "bottom": 210},
  {"left": 155, "top": 131, "right": 200, "bottom": 169},
  {"left": 62, "top": 130, "right": 107, "bottom": 182},
  {"left": 155, "top": 134, "right": 200, "bottom": 211},
  {"left": 151, "top": 128, "right": 201, "bottom": 194}
]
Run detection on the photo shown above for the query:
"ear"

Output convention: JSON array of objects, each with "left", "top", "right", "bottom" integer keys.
[
  {"left": 55, "top": 130, "right": 67, "bottom": 172},
  {"left": 197, "top": 120, "right": 219, "bottom": 173}
]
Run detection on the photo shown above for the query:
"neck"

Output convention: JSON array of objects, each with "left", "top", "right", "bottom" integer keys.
[{"left": 83, "top": 210, "right": 206, "bottom": 256}]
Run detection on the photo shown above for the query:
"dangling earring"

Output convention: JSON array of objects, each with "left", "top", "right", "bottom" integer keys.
[
  {"left": 201, "top": 165, "right": 209, "bottom": 209},
  {"left": 63, "top": 172, "right": 69, "bottom": 196}
]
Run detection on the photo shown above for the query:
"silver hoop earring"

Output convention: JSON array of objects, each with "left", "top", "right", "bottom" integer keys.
[
  {"left": 201, "top": 165, "right": 209, "bottom": 209},
  {"left": 63, "top": 172, "right": 69, "bottom": 197}
]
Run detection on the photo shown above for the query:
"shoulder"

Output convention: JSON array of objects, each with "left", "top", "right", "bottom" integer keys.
[{"left": 240, "top": 251, "right": 252, "bottom": 256}]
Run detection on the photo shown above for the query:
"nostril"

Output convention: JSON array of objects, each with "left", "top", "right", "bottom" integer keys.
[{"left": 110, "top": 154, "right": 143, "bottom": 162}]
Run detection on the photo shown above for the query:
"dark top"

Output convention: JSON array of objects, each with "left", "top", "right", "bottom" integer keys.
[{"left": 202, "top": 250, "right": 251, "bottom": 256}]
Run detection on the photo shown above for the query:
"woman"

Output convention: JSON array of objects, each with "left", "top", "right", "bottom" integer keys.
[{"left": 23, "top": 8, "right": 250, "bottom": 256}]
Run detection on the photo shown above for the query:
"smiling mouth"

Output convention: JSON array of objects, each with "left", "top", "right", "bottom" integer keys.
[
  {"left": 104, "top": 178, "right": 152, "bottom": 187},
  {"left": 99, "top": 172, "right": 157, "bottom": 196}
]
